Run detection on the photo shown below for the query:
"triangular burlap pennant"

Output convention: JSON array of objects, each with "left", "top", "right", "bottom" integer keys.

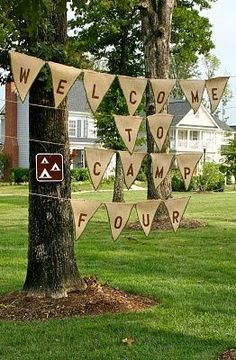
[
  {"left": 119, "top": 151, "right": 146, "bottom": 189},
  {"left": 85, "top": 148, "right": 115, "bottom": 190},
  {"left": 149, "top": 79, "right": 176, "bottom": 113},
  {"left": 147, "top": 113, "right": 173, "bottom": 150},
  {"left": 176, "top": 153, "right": 202, "bottom": 190},
  {"left": 164, "top": 197, "right": 190, "bottom": 232},
  {"left": 9, "top": 51, "right": 45, "bottom": 102},
  {"left": 105, "top": 202, "right": 134, "bottom": 241},
  {"left": 114, "top": 115, "right": 143, "bottom": 154},
  {"left": 118, "top": 75, "right": 147, "bottom": 115},
  {"left": 136, "top": 200, "right": 162, "bottom": 236},
  {"left": 48, "top": 62, "right": 82, "bottom": 107},
  {"left": 83, "top": 70, "right": 115, "bottom": 113},
  {"left": 151, "top": 153, "right": 174, "bottom": 189},
  {"left": 71, "top": 199, "right": 101, "bottom": 239},
  {"left": 179, "top": 79, "right": 205, "bottom": 113},
  {"left": 205, "top": 76, "right": 229, "bottom": 113}
]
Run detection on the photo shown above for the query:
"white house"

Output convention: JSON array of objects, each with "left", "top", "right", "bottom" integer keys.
[{"left": 169, "top": 100, "right": 234, "bottom": 164}]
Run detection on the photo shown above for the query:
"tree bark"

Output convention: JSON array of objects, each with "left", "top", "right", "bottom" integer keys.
[
  {"left": 140, "top": 0, "right": 175, "bottom": 201},
  {"left": 112, "top": 153, "right": 125, "bottom": 202},
  {"left": 23, "top": 0, "right": 86, "bottom": 298}
]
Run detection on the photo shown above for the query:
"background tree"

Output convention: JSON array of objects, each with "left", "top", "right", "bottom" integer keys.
[
  {"left": 0, "top": 0, "right": 87, "bottom": 297},
  {"left": 71, "top": 0, "right": 143, "bottom": 202},
  {"left": 220, "top": 138, "right": 236, "bottom": 190},
  {"left": 71, "top": 0, "right": 216, "bottom": 202},
  {"left": 202, "top": 53, "right": 233, "bottom": 122}
]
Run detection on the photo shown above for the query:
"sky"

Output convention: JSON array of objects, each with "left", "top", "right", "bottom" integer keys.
[
  {"left": 202, "top": 0, "right": 236, "bottom": 125},
  {"left": 1, "top": 0, "right": 236, "bottom": 124}
]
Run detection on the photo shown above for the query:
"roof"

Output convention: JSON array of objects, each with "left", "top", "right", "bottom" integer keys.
[
  {"left": 212, "top": 116, "right": 233, "bottom": 132},
  {"left": 169, "top": 99, "right": 233, "bottom": 131},
  {"left": 168, "top": 99, "right": 191, "bottom": 126},
  {"left": 68, "top": 80, "right": 91, "bottom": 113}
]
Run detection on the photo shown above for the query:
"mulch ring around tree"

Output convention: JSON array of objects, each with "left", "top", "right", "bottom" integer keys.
[
  {"left": 0, "top": 276, "right": 157, "bottom": 321},
  {"left": 218, "top": 349, "right": 236, "bottom": 360},
  {"left": 128, "top": 217, "right": 206, "bottom": 231}
]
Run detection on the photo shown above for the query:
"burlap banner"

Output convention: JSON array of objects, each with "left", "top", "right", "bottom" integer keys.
[
  {"left": 147, "top": 113, "right": 173, "bottom": 151},
  {"left": 118, "top": 75, "right": 147, "bottom": 115},
  {"left": 83, "top": 70, "right": 115, "bottom": 113},
  {"left": 136, "top": 200, "right": 162, "bottom": 236},
  {"left": 151, "top": 153, "right": 174, "bottom": 189},
  {"left": 179, "top": 79, "right": 205, "bottom": 113},
  {"left": 48, "top": 62, "right": 82, "bottom": 108},
  {"left": 149, "top": 79, "right": 176, "bottom": 113},
  {"left": 205, "top": 76, "right": 229, "bottom": 113},
  {"left": 119, "top": 151, "right": 146, "bottom": 189},
  {"left": 85, "top": 148, "right": 115, "bottom": 190},
  {"left": 176, "top": 153, "right": 202, "bottom": 190},
  {"left": 9, "top": 51, "right": 45, "bottom": 102},
  {"left": 71, "top": 199, "right": 102, "bottom": 239},
  {"left": 114, "top": 115, "right": 143, "bottom": 154},
  {"left": 164, "top": 197, "right": 191, "bottom": 232},
  {"left": 105, "top": 202, "right": 134, "bottom": 241}
]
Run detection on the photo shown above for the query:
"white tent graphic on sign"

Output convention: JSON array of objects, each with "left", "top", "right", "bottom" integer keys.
[
  {"left": 51, "top": 163, "right": 61, "bottom": 171},
  {"left": 39, "top": 168, "right": 52, "bottom": 179},
  {"left": 41, "top": 157, "right": 49, "bottom": 164}
]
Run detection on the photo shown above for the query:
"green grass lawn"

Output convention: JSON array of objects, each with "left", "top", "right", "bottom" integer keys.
[{"left": 0, "top": 186, "right": 236, "bottom": 360}]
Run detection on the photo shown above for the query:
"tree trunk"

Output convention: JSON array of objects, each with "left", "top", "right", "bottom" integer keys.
[
  {"left": 140, "top": 0, "right": 175, "bottom": 202},
  {"left": 23, "top": 0, "right": 86, "bottom": 298},
  {"left": 112, "top": 153, "right": 125, "bottom": 202}
]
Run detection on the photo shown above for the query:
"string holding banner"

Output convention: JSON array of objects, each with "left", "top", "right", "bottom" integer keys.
[{"left": 8, "top": 51, "right": 230, "bottom": 114}]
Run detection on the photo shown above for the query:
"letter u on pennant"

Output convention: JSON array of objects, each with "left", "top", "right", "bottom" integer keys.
[{"left": 136, "top": 200, "right": 162, "bottom": 236}]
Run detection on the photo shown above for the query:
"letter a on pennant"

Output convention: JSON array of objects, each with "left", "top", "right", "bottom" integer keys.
[
  {"left": 176, "top": 153, "right": 202, "bottom": 190},
  {"left": 179, "top": 79, "right": 205, "bottom": 113},
  {"left": 71, "top": 199, "right": 101, "bottom": 239},
  {"left": 119, "top": 151, "right": 146, "bottom": 189},
  {"left": 85, "top": 148, "right": 114, "bottom": 190},
  {"left": 48, "top": 62, "right": 82, "bottom": 108},
  {"left": 9, "top": 51, "right": 45, "bottom": 102},
  {"left": 151, "top": 153, "right": 174, "bottom": 189},
  {"left": 136, "top": 200, "right": 161, "bottom": 236},
  {"left": 149, "top": 79, "right": 176, "bottom": 113},
  {"left": 118, "top": 75, "right": 147, "bottom": 115},
  {"left": 147, "top": 114, "right": 173, "bottom": 151},
  {"left": 205, "top": 76, "right": 229, "bottom": 113},
  {"left": 114, "top": 115, "right": 143, "bottom": 154},
  {"left": 105, "top": 202, "right": 134, "bottom": 241},
  {"left": 164, "top": 197, "right": 191, "bottom": 232},
  {"left": 83, "top": 70, "right": 115, "bottom": 113}
]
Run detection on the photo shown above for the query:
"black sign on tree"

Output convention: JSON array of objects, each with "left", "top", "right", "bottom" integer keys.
[{"left": 36, "top": 153, "right": 64, "bottom": 182}]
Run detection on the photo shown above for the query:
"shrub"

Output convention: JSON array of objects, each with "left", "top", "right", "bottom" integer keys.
[
  {"left": 11, "top": 168, "right": 29, "bottom": 183},
  {"left": 0, "top": 152, "right": 11, "bottom": 180},
  {"left": 171, "top": 170, "right": 197, "bottom": 192},
  {"left": 71, "top": 168, "right": 89, "bottom": 181},
  {"left": 197, "top": 162, "right": 225, "bottom": 192}
]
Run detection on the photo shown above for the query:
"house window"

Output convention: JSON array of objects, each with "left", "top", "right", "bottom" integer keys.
[
  {"left": 190, "top": 130, "right": 199, "bottom": 141},
  {"left": 69, "top": 119, "right": 77, "bottom": 137},
  {"left": 178, "top": 130, "right": 187, "bottom": 140}
]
